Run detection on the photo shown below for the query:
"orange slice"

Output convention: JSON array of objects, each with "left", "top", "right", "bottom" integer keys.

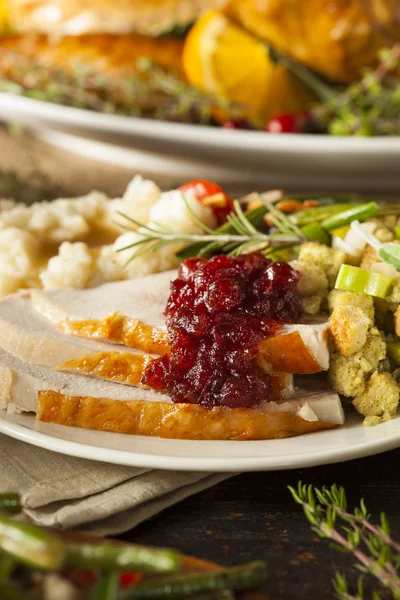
[{"left": 183, "top": 10, "right": 270, "bottom": 118}]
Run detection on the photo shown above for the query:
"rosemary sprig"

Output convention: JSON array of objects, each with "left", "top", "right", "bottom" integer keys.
[
  {"left": 116, "top": 195, "right": 306, "bottom": 264},
  {"left": 290, "top": 482, "right": 400, "bottom": 600}
]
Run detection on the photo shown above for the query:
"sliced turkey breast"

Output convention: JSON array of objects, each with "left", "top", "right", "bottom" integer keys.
[
  {"left": 0, "top": 341, "right": 343, "bottom": 438},
  {"left": 37, "top": 388, "right": 343, "bottom": 440},
  {"left": 0, "top": 296, "right": 147, "bottom": 368},
  {"left": 0, "top": 346, "right": 168, "bottom": 414},
  {"left": 258, "top": 323, "right": 329, "bottom": 374},
  {"left": 30, "top": 270, "right": 175, "bottom": 329}
]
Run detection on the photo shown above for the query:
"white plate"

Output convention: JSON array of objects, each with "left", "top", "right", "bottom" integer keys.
[
  {"left": 1, "top": 411, "right": 400, "bottom": 471},
  {"left": 1, "top": 94, "right": 400, "bottom": 191}
]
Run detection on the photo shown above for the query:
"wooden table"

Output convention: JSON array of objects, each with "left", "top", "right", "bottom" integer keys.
[{"left": 125, "top": 449, "right": 400, "bottom": 599}]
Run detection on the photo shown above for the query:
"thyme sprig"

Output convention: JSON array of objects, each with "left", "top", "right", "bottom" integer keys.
[
  {"left": 271, "top": 44, "right": 400, "bottom": 136},
  {"left": 0, "top": 49, "right": 245, "bottom": 124},
  {"left": 290, "top": 482, "right": 400, "bottom": 600},
  {"left": 116, "top": 194, "right": 306, "bottom": 265}
]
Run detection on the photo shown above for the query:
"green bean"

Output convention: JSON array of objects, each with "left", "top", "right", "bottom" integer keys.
[
  {"left": 66, "top": 542, "right": 180, "bottom": 574},
  {"left": 0, "top": 514, "right": 65, "bottom": 571},
  {"left": 321, "top": 202, "right": 378, "bottom": 231},
  {"left": 289, "top": 203, "right": 357, "bottom": 226},
  {"left": 0, "top": 554, "right": 15, "bottom": 582},
  {"left": 119, "top": 561, "right": 268, "bottom": 600},
  {"left": 0, "top": 495, "right": 21, "bottom": 516},
  {"left": 301, "top": 222, "right": 330, "bottom": 244},
  {"left": 89, "top": 571, "right": 118, "bottom": 600},
  {"left": 0, "top": 579, "right": 29, "bottom": 600}
]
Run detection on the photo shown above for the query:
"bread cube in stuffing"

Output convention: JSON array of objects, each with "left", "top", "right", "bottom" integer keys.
[
  {"left": 353, "top": 372, "right": 399, "bottom": 417},
  {"left": 328, "top": 289, "right": 374, "bottom": 321},
  {"left": 298, "top": 242, "right": 346, "bottom": 286},
  {"left": 329, "top": 306, "right": 372, "bottom": 357}
]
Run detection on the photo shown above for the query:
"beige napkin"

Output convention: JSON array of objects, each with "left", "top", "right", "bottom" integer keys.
[{"left": 0, "top": 434, "right": 230, "bottom": 536}]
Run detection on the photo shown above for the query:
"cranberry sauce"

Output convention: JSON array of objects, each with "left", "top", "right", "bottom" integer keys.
[{"left": 142, "top": 253, "right": 301, "bottom": 408}]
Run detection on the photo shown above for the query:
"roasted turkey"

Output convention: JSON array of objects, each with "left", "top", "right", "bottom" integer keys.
[{"left": 224, "top": 0, "right": 395, "bottom": 82}]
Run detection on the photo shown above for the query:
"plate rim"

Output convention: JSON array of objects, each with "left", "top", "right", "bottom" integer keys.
[
  {"left": 1, "top": 93, "right": 400, "bottom": 154},
  {"left": 1, "top": 412, "right": 400, "bottom": 472}
]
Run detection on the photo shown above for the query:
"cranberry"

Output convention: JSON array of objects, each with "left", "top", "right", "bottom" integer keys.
[
  {"left": 265, "top": 111, "right": 310, "bottom": 134},
  {"left": 222, "top": 119, "right": 252, "bottom": 130},
  {"left": 143, "top": 252, "right": 301, "bottom": 408},
  {"left": 205, "top": 278, "right": 243, "bottom": 313},
  {"left": 119, "top": 572, "right": 142, "bottom": 588}
]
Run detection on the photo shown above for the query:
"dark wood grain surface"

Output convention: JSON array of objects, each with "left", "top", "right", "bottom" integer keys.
[{"left": 123, "top": 449, "right": 400, "bottom": 600}]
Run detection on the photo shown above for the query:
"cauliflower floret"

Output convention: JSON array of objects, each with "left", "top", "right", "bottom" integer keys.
[
  {"left": 329, "top": 306, "right": 372, "bottom": 357},
  {"left": 290, "top": 260, "right": 328, "bottom": 297},
  {"left": 0, "top": 192, "right": 110, "bottom": 243},
  {"left": 298, "top": 242, "right": 346, "bottom": 286},
  {"left": 40, "top": 242, "right": 95, "bottom": 289},
  {"left": 107, "top": 176, "right": 161, "bottom": 235},
  {"left": 328, "top": 289, "right": 374, "bottom": 321},
  {"left": 329, "top": 327, "right": 386, "bottom": 397},
  {"left": 353, "top": 372, "right": 399, "bottom": 418},
  {"left": 0, "top": 227, "right": 42, "bottom": 297}
]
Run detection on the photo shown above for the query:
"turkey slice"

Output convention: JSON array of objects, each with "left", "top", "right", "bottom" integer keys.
[
  {"left": 0, "top": 295, "right": 147, "bottom": 368},
  {"left": 0, "top": 346, "right": 169, "bottom": 414},
  {"left": 258, "top": 323, "right": 329, "bottom": 374},
  {"left": 30, "top": 270, "right": 175, "bottom": 328}
]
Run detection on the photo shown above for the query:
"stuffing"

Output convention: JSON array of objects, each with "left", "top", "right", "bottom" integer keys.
[
  {"left": 328, "top": 289, "right": 375, "bottom": 321},
  {"left": 329, "top": 306, "right": 372, "bottom": 357},
  {"left": 0, "top": 227, "right": 43, "bottom": 297},
  {"left": 329, "top": 327, "right": 386, "bottom": 397},
  {"left": 300, "top": 295, "right": 323, "bottom": 315},
  {"left": 363, "top": 327, "right": 387, "bottom": 369},
  {"left": 329, "top": 352, "right": 371, "bottom": 397},
  {"left": 395, "top": 306, "right": 400, "bottom": 336},
  {"left": 290, "top": 260, "right": 328, "bottom": 297},
  {"left": 387, "top": 280, "right": 400, "bottom": 305},
  {"left": 40, "top": 242, "right": 95, "bottom": 289},
  {"left": 374, "top": 227, "right": 395, "bottom": 243},
  {"left": 360, "top": 245, "right": 378, "bottom": 270},
  {"left": 297, "top": 242, "right": 346, "bottom": 286},
  {"left": 353, "top": 371, "right": 399, "bottom": 418}
]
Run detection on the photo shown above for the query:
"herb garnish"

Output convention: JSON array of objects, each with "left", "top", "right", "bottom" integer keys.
[
  {"left": 0, "top": 50, "right": 244, "bottom": 125},
  {"left": 116, "top": 195, "right": 306, "bottom": 266},
  {"left": 290, "top": 482, "right": 400, "bottom": 600},
  {"left": 271, "top": 44, "right": 400, "bottom": 136}
]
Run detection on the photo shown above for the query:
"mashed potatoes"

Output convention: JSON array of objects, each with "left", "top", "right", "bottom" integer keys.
[{"left": 0, "top": 176, "right": 217, "bottom": 297}]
